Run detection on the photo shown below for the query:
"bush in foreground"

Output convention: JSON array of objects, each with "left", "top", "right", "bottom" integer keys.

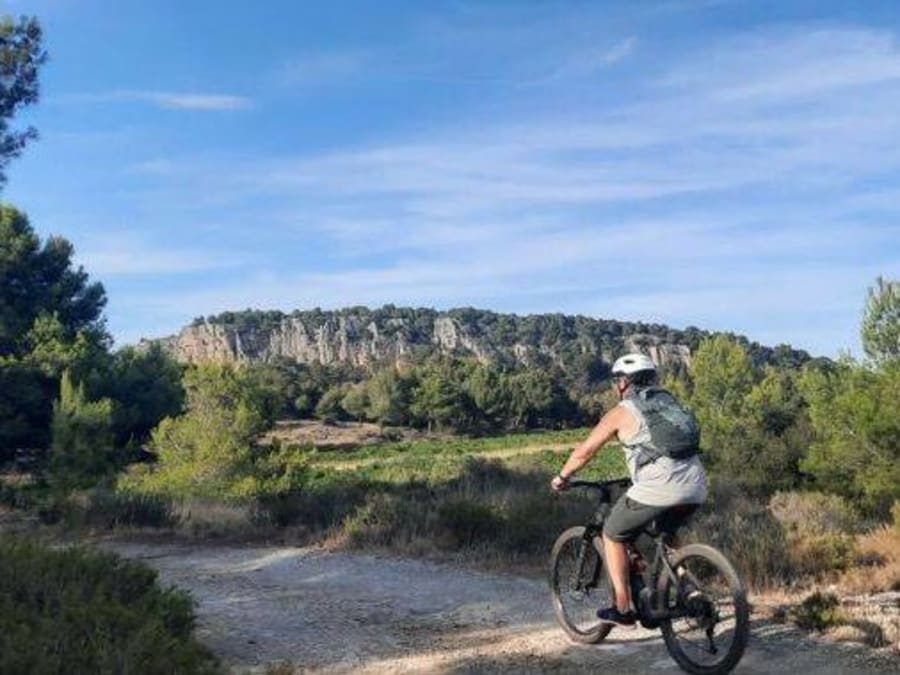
[{"left": 0, "top": 537, "right": 218, "bottom": 674}]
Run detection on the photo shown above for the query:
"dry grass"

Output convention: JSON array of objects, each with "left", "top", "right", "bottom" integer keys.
[
  {"left": 831, "top": 595, "right": 899, "bottom": 648},
  {"left": 840, "top": 525, "right": 900, "bottom": 594},
  {"left": 776, "top": 512, "right": 900, "bottom": 651},
  {"left": 768, "top": 491, "right": 865, "bottom": 580},
  {"left": 683, "top": 486, "right": 794, "bottom": 590},
  {"left": 173, "top": 499, "right": 265, "bottom": 540},
  {"left": 769, "top": 491, "right": 865, "bottom": 535},
  {"left": 827, "top": 623, "right": 886, "bottom": 648}
]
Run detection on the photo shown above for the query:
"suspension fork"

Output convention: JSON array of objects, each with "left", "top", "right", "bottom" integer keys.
[{"left": 573, "top": 523, "right": 603, "bottom": 589}]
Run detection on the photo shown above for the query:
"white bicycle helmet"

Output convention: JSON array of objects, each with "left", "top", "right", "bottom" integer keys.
[{"left": 611, "top": 353, "right": 657, "bottom": 377}]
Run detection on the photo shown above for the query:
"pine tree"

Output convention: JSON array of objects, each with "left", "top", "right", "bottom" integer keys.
[
  {"left": 49, "top": 370, "right": 115, "bottom": 489},
  {"left": 862, "top": 276, "right": 899, "bottom": 364}
]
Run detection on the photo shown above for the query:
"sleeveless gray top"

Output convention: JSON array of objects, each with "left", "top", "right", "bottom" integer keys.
[{"left": 618, "top": 399, "right": 708, "bottom": 507}]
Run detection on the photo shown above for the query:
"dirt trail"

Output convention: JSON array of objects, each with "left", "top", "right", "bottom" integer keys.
[{"left": 104, "top": 541, "right": 897, "bottom": 674}]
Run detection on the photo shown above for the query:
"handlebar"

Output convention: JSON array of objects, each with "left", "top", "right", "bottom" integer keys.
[
  {"left": 566, "top": 477, "right": 631, "bottom": 490},
  {"left": 558, "top": 477, "right": 631, "bottom": 507}
]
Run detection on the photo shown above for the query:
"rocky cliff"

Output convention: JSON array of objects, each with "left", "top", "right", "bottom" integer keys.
[
  {"left": 145, "top": 306, "right": 808, "bottom": 373},
  {"left": 149, "top": 308, "right": 692, "bottom": 372}
]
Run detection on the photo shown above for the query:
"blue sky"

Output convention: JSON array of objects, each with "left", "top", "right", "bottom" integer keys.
[{"left": 2, "top": 0, "right": 899, "bottom": 357}]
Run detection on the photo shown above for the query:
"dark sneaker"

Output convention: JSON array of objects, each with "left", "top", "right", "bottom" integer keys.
[{"left": 596, "top": 606, "right": 637, "bottom": 629}]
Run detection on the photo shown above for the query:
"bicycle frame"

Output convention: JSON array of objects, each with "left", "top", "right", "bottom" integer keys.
[{"left": 568, "top": 478, "right": 690, "bottom": 624}]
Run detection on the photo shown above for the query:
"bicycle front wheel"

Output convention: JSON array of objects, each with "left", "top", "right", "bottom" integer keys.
[
  {"left": 549, "top": 526, "right": 613, "bottom": 644},
  {"left": 658, "top": 543, "right": 749, "bottom": 675}
]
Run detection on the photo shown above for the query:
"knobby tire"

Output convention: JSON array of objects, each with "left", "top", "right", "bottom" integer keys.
[
  {"left": 549, "top": 526, "right": 613, "bottom": 644},
  {"left": 657, "top": 543, "right": 750, "bottom": 675}
]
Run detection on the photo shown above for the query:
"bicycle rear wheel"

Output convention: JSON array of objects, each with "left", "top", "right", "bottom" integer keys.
[
  {"left": 658, "top": 544, "right": 749, "bottom": 674},
  {"left": 549, "top": 526, "right": 613, "bottom": 644}
]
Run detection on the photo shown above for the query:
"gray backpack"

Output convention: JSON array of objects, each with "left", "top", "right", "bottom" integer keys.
[{"left": 627, "top": 387, "right": 701, "bottom": 467}]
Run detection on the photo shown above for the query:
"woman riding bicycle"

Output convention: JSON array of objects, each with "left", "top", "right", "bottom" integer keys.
[{"left": 551, "top": 353, "right": 707, "bottom": 629}]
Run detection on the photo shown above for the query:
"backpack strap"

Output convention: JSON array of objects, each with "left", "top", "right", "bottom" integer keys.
[{"left": 629, "top": 387, "right": 700, "bottom": 468}]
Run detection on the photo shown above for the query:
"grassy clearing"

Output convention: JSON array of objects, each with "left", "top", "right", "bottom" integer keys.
[
  {"left": 318, "top": 450, "right": 627, "bottom": 568},
  {"left": 298, "top": 427, "right": 607, "bottom": 488},
  {"left": 308, "top": 428, "right": 589, "bottom": 469}
]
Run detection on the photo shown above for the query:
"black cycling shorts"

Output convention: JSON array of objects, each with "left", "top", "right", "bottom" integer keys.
[{"left": 603, "top": 494, "right": 699, "bottom": 543}]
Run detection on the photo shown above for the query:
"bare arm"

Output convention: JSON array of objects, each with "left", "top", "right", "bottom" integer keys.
[{"left": 552, "top": 405, "right": 632, "bottom": 489}]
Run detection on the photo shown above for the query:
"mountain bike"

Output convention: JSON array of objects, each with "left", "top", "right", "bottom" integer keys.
[{"left": 549, "top": 478, "right": 749, "bottom": 674}]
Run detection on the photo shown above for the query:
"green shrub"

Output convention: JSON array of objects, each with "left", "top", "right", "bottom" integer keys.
[
  {"left": 791, "top": 591, "right": 844, "bottom": 631},
  {"left": 173, "top": 499, "right": 260, "bottom": 540},
  {"left": 790, "top": 532, "right": 858, "bottom": 576},
  {"left": 342, "top": 492, "right": 433, "bottom": 548},
  {"left": 0, "top": 474, "right": 42, "bottom": 511},
  {"left": 123, "top": 364, "right": 291, "bottom": 501},
  {"left": 94, "top": 489, "right": 177, "bottom": 528},
  {"left": 436, "top": 499, "right": 502, "bottom": 548},
  {"left": 800, "top": 360, "right": 900, "bottom": 515},
  {"left": 262, "top": 471, "right": 373, "bottom": 529},
  {"left": 0, "top": 537, "right": 218, "bottom": 674},
  {"left": 49, "top": 371, "right": 117, "bottom": 490}
]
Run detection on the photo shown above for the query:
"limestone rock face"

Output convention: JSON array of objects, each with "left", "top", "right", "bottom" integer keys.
[
  {"left": 624, "top": 334, "right": 693, "bottom": 370},
  {"left": 144, "top": 307, "right": 706, "bottom": 374},
  {"left": 431, "top": 317, "right": 496, "bottom": 364},
  {"left": 157, "top": 316, "right": 412, "bottom": 368}
]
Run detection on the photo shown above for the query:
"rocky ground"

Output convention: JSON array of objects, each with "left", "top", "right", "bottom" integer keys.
[{"left": 103, "top": 541, "right": 899, "bottom": 674}]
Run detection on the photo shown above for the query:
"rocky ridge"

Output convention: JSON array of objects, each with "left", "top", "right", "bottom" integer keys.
[{"left": 145, "top": 306, "right": 807, "bottom": 373}]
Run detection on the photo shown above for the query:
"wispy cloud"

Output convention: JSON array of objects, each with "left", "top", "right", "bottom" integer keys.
[
  {"left": 120, "top": 26, "right": 900, "bottom": 243},
  {"left": 224, "top": 26, "right": 900, "bottom": 225},
  {"left": 138, "top": 91, "right": 252, "bottom": 110},
  {"left": 542, "top": 37, "right": 638, "bottom": 81},
  {"left": 62, "top": 89, "right": 253, "bottom": 111},
  {"left": 662, "top": 29, "right": 900, "bottom": 101},
  {"left": 78, "top": 236, "right": 255, "bottom": 277}
]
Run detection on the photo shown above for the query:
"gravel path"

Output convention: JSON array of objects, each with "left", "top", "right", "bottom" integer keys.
[{"left": 104, "top": 542, "right": 899, "bottom": 674}]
